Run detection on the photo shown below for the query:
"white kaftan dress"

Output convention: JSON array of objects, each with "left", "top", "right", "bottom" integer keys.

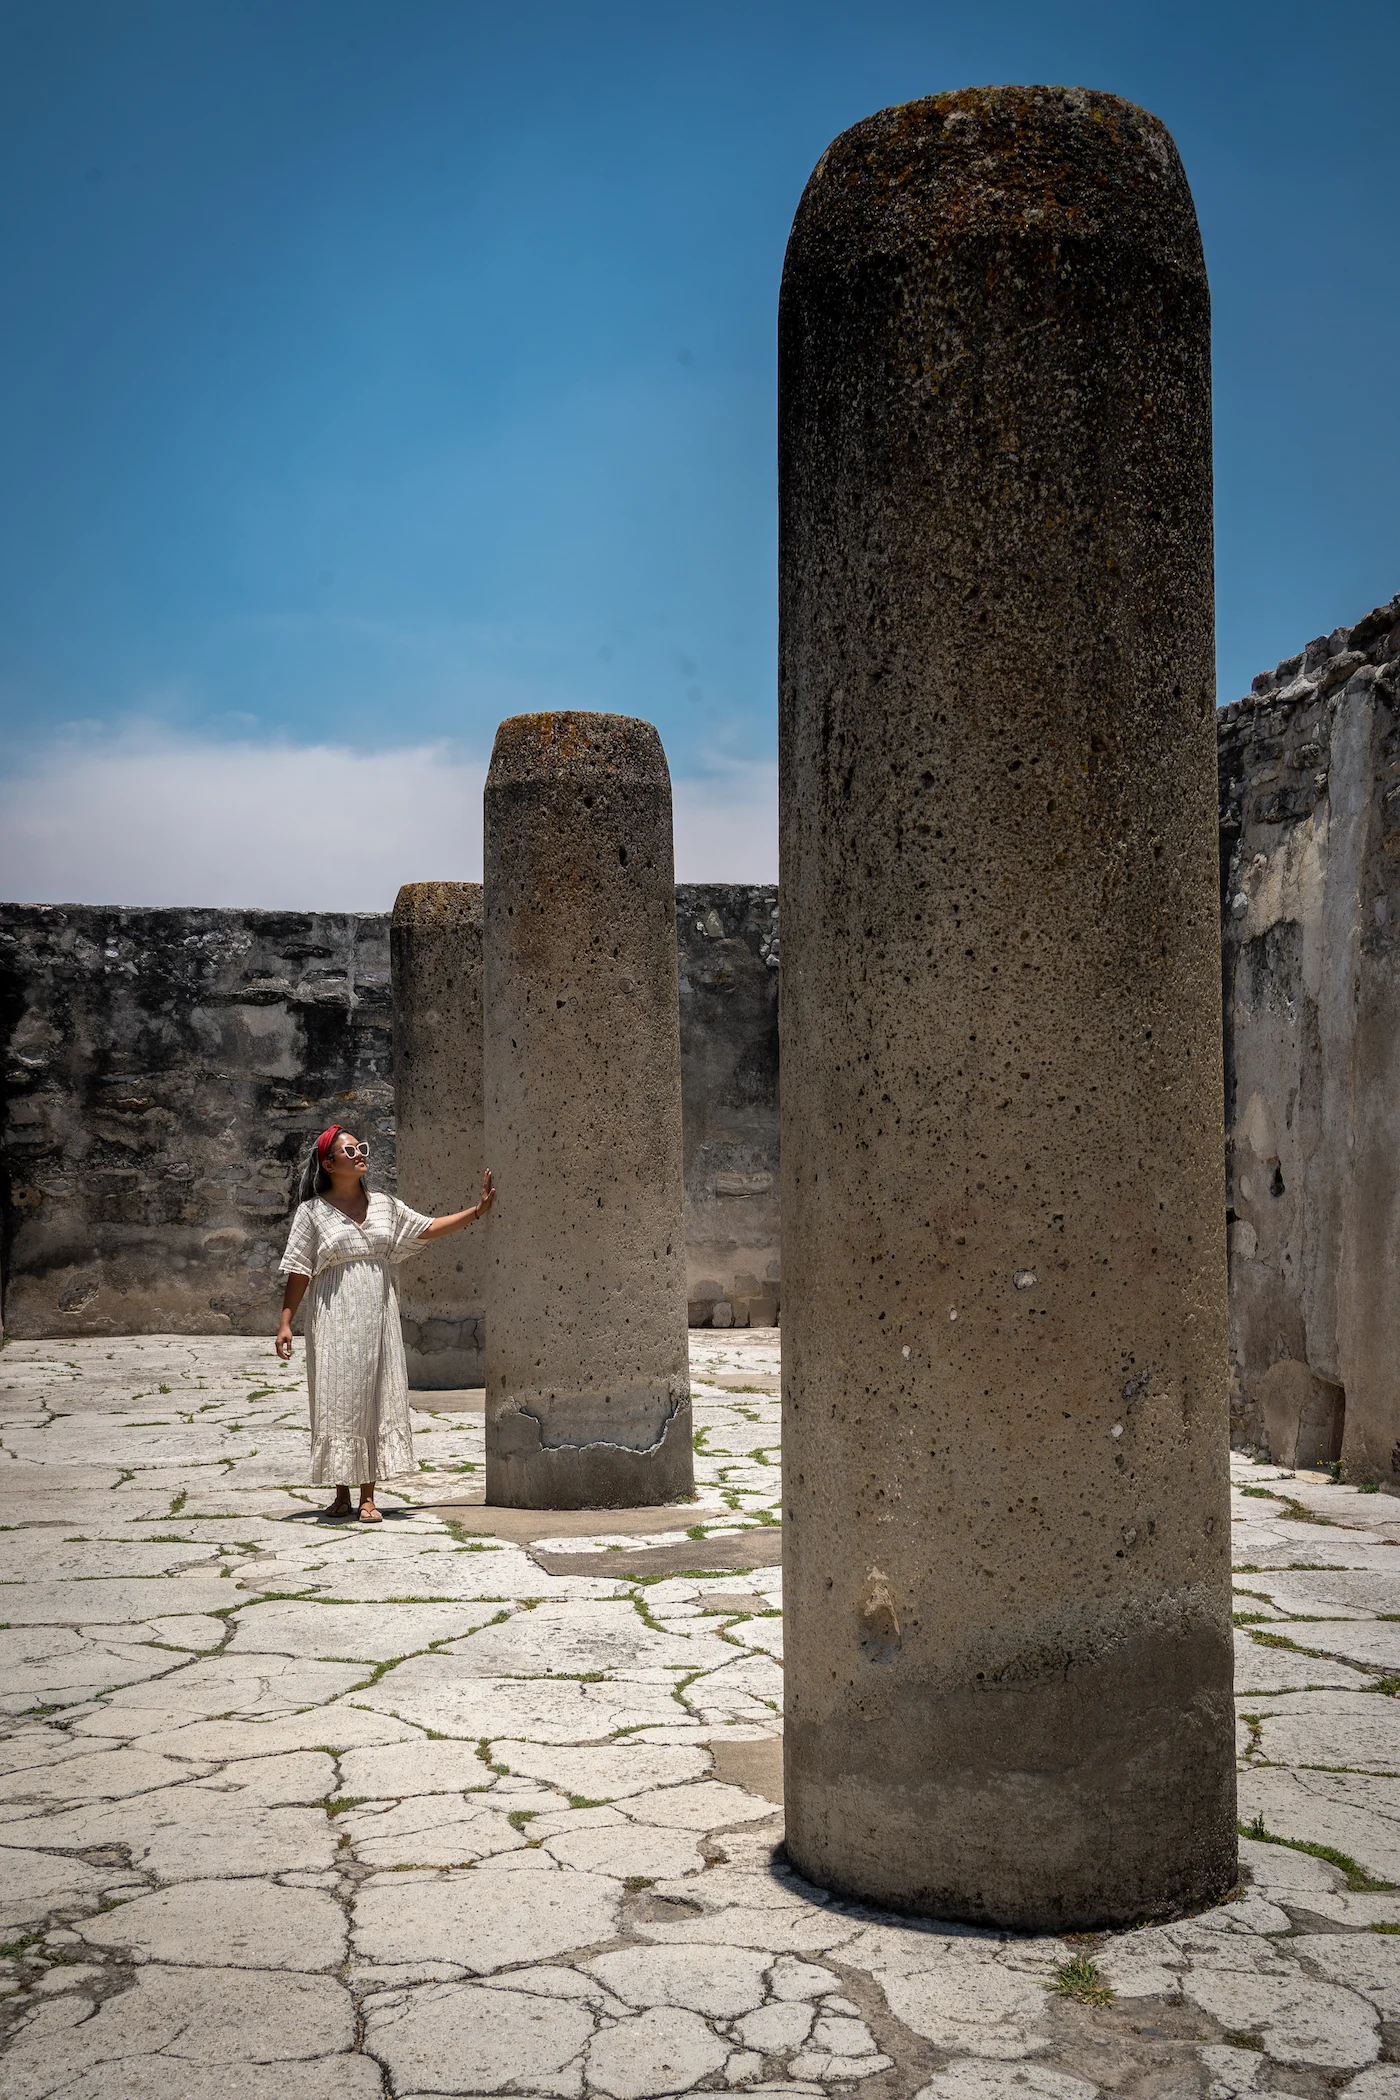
[{"left": 278, "top": 1193, "right": 433, "bottom": 1485}]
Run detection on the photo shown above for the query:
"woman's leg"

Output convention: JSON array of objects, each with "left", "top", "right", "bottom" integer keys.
[{"left": 359, "top": 1480, "right": 381, "bottom": 1523}]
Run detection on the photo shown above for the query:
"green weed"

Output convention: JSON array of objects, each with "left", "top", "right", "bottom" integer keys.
[
  {"left": 1048, "top": 1955, "right": 1113, "bottom": 2008},
  {"left": 1239, "top": 1815, "right": 1394, "bottom": 1891}
]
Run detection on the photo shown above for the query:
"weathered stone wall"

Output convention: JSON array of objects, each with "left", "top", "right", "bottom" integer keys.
[
  {"left": 1220, "top": 591, "right": 1400, "bottom": 1479},
  {"left": 391, "top": 883, "right": 486, "bottom": 1388},
  {"left": 676, "top": 885, "right": 780, "bottom": 1325},
  {"left": 0, "top": 888, "right": 780, "bottom": 1342},
  {"left": 0, "top": 907, "right": 397, "bottom": 1338}
]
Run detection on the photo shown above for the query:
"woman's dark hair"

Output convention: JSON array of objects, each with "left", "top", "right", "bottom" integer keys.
[{"left": 296, "top": 1147, "right": 327, "bottom": 1204}]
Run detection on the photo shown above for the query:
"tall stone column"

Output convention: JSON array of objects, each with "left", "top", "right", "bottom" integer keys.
[
  {"left": 779, "top": 87, "right": 1234, "bottom": 1930},
  {"left": 483, "top": 712, "right": 693, "bottom": 1508},
  {"left": 390, "top": 883, "right": 486, "bottom": 1389}
]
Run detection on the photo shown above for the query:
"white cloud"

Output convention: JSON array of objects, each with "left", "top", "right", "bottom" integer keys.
[{"left": 0, "top": 727, "right": 776, "bottom": 910}]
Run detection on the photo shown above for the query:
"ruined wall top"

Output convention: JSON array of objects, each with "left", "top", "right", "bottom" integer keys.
[{"left": 1220, "top": 593, "right": 1400, "bottom": 735}]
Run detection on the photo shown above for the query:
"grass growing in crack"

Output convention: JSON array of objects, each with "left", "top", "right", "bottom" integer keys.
[
  {"left": 568, "top": 1794, "right": 607, "bottom": 1809},
  {"left": 1369, "top": 1678, "right": 1400, "bottom": 1697},
  {"left": 1048, "top": 1955, "right": 1114, "bottom": 2008},
  {"left": 1237, "top": 1486, "right": 1336, "bottom": 1525},
  {"left": 670, "top": 1668, "right": 704, "bottom": 1715},
  {"left": 624, "top": 1875, "right": 655, "bottom": 1892},
  {"left": 1240, "top": 1815, "right": 1395, "bottom": 1890},
  {"left": 631, "top": 1593, "right": 667, "bottom": 1635},
  {"left": 507, "top": 1809, "right": 539, "bottom": 1832},
  {"left": 325, "top": 1796, "right": 373, "bottom": 1818},
  {"left": 1243, "top": 1628, "right": 1337, "bottom": 1661},
  {"left": 1370, "top": 1923, "right": 1400, "bottom": 1934},
  {"left": 0, "top": 1930, "right": 45, "bottom": 1961}
]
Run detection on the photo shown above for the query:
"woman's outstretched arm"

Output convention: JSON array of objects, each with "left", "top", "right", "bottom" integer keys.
[{"left": 421, "top": 1167, "right": 496, "bottom": 1242}]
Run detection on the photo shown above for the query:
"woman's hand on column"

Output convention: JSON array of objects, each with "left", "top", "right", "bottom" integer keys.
[{"left": 477, "top": 1168, "right": 496, "bottom": 1218}]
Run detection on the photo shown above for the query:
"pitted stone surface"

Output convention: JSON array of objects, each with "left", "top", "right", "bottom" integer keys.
[
  {"left": 778, "top": 84, "right": 1231, "bottom": 1928},
  {"left": 0, "top": 1338, "right": 1396, "bottom": 2092},
  {"left": 483, "top": 711, "right": 693, "bottom": 1510}
]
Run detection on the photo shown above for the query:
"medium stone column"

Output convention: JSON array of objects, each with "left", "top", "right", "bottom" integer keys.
[
  {"left": 390, "top": 883, "right": 486, "bottom": 1388},
  {"left": 779, "top": 87, "right": 1234, "bottom": 1930},
  {"left": 483, "top": 712, "right": 693, "bottom": 1508}
]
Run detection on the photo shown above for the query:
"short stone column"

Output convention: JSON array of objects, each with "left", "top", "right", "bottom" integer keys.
[
  {"left": 779, "top": 88, "right": 1234, "bottom": 1930},
  {"left": 483, "top": 712, "right": 693, "bottom": 1508},
  {"left": 390, "top": 883, "right": 485, "bottom": 1389}
]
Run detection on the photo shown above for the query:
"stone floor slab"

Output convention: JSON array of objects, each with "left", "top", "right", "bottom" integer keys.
[
  {"left": 586, "top": 1943, "right": 771, "bottom": 2016},
  {"left": 1233, "top": 1629, "right": 1375, "bottom": 1693},
  {"left": 339, "top": 1795, "right": 527, "bottom": 1869},
  {"left": 0, "top": 1843, "right": 112, "bottom": 1931},
  {"left": 542, "top": 1820, "right": 704, "bottom": 1880},
  {"left": 0, "top": 1966, "right": 356, "bottom": 2100},
  {"left": 1247, "top": 1690, "right": 1400, "bottom": 1773},
  {"left": 1240, "top": 1766, "right": 1400, "bottom": 1880},
  {"left": 80, "top": 1876, "right": 347, "bottom": 1970},
  {"left": 359, "top": 1657, "right": 685, "bottom": 1741},
  {"left": 354, "top": 1864, "right": 619, "bottom": 1973},
  {"left": 586, "top": 2005, "right": 729, "bottom": 2098},
  {"left": 365, "top": 1978, "right": 594, "bottom": 2096},
  {"left": 916, "top": 2066, "right": 1098, "bottom": 2100},
  {"left": 226, "top": 1598, "right": 500, "bottom": 1661},
  {"left": 865, "top": 1945, "right": 1053, "bottom": 2061},
  {"left": 1183, "top": 1963, "right": 1378, "bottom": 2069},
  {"left": 487, "top": 1739, "right": 712, "bottom": 1799},
  {"left": 50, "top": 2056, "right": 385, "bottom": 2100}
]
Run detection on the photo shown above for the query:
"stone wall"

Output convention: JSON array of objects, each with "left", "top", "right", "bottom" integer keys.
[
  {"left": 675, "top": 885, "right": 780, "bottom": 1325},
  {"left": 0, "top": 887, "right": 780, "bottom": 1342},
  {"left": 0, "top": 908, "right": 397, "bottom": 1338},
  {"left": 1219, "top": 591, "right": 1400, "bottom": 1479}
]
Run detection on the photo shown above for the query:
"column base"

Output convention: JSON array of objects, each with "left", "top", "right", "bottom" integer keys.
[
  {"left": 401, "top": 1312, "right": 484, "bottom": 1392},
  {"left": 486, "top": 1397, "right": 695, "bottom": 1509}
]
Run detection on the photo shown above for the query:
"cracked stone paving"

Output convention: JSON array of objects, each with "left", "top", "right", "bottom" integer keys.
[{"left": 1, "top": 1332, "right": 1399, "bottom": 2098}]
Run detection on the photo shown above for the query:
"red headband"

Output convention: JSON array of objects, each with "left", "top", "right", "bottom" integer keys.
[{"left": 315, "top": 1125, "right": 342, "bottom": 1163}]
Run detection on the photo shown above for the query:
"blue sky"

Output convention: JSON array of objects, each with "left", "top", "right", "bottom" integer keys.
[{"left": 0, "top": 0, "right": 1395, "bottom": 904}]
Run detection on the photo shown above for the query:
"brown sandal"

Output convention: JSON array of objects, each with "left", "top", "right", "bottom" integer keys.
[
  {"left": 358, "top": 1500, "right": 383, "bottom": 1524},
  {"left": 322, "top": 1491, "right": 354, "bottom": 1520}
]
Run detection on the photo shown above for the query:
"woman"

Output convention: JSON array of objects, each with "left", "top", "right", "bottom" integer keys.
[{"left": 276, "top": 1124, "right": 495, "bottom": 1523}]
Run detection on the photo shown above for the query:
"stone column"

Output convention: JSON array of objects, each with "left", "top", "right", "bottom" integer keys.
[
  {"left": 483, "top": 712, "right": 693, "bottom": 1508},
  {"left": 390, "top": 883, "right": 485, "bottom": 1389},
  {"left": 779, "top": 87, "right": 1234, "bottom": 1930}
]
